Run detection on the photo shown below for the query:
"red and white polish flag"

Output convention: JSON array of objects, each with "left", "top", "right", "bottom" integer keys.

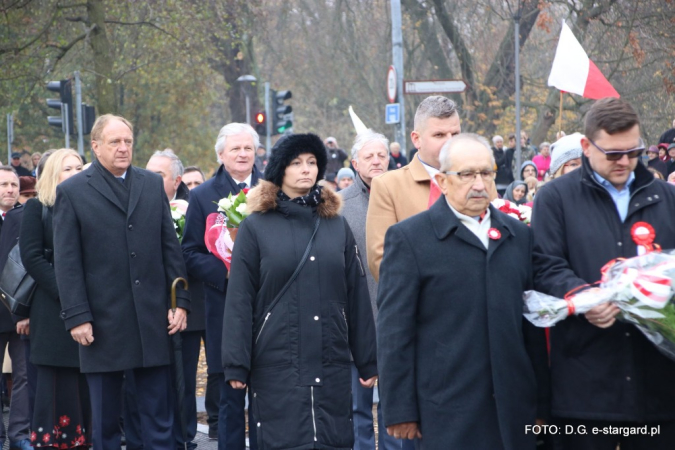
[{"left": 547, "top": 21, "right": 620, "bottom": 100}]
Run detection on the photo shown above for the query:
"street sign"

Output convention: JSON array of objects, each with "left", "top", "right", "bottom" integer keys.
[
  {"left": 404, "top": 80, "right": 467, "bottom": 94},
  {"left": 385, "top": 103, "right": 400, "bottom": 124},
  {"left": 387, "top": 66, "right": 397, "bottom": 103}
]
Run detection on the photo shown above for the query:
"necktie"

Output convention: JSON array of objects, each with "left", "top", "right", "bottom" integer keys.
[
  {"left": 237, "top": 182, "right": 247, "bottom": 191},
  {"left": 428, "top": 181, "right": 442, "bottom": 209},
  {"left": 117, "top": 177, "right": 125, "bottom": 184}
]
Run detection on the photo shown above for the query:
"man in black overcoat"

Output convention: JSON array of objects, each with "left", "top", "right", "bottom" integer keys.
[
  {"left": 53, "top": 114, "right": 190, "bottom": 450},
  {"left": 533, "top": 98, "right": 675, "bottom": 449},
  {"left": 377, "top": 133, "right": 548, "bottom": 449},
  {"left": 181, "top": 122, "right": 261, "bottom": 449}
]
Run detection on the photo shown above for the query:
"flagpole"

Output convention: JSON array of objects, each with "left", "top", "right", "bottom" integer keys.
[{"left": 558, "top": 91, "right": 563, "bottom": 134}]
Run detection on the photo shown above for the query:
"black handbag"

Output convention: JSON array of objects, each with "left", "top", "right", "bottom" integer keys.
[
  {"left": 0, "top": 243, "right": 37, "bottom": 317},
  {"left": 0, "top": 205, "right": 50, "bottom": 317}
]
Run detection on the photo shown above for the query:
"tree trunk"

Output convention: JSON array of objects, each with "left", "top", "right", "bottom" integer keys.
[
  {"left": 430, "top": 0, "right": 540, "bottom": 135},
  {"left": 87, "top": 0, "right": 116, "bottom": 114}
]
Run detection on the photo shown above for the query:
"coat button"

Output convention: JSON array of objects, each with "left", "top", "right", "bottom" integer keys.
[
  {"left": 257, "top": 422, "right": 261, "bottom": 427},
  {"left": 314, "top": 316, "right": 319, "bottom": 321},
  {"left": 310, "top": 256, "right": 315, "bottom": 261},
  {"left": 135, "top": 280, "right": 140, "bottom": 285},
  {"left": 634, "top": 203, "right": 640, "bottom": 207},
  {"left": 131, "top": 252, "right": 136, "bottom": 258},
  {"left": 655, "top": 195, "right": 660, "bottom": 199},
  {"left": 128, "top": 224, "right": 133, "bottom": 230},
  {"left": 626, "top": 332, "right": 630, "bottom": 337},
  {"left": 315, "top": 378, "right": 320, "bottom": 383},
  {"left": 60, "top": 312, "right": 66, "bottom": 318},
  {"left": 617, "top": 242, "right": 622, "bottom": 246},
  {"left": 626, "top": 376, "right": 631, "bottom": 381},
  {"left": 647, "top": 197, "right": 653, "bottom": 201}
]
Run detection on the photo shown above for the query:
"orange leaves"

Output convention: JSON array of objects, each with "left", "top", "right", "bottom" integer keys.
[
  {"left": 628, "top": 32, "right": 645, "bottom": 67},
  {"left": 536, "top": 11, "right": 554, "bottom": 33}
]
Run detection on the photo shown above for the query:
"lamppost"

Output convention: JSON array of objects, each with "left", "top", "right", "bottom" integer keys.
[
  {"left": 236, "top": 74, "right": 257, "bottom": 124},
  {"left": 514, "top": 2, "right": 523, "bottom": 178}
]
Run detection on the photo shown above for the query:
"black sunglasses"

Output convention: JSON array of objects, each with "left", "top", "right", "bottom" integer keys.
[{"left": 588, "top": 137, "right": 645, "bottom": 161}]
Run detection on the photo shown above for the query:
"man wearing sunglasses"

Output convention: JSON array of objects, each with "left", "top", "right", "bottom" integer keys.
[{"left": 532, "top": 97, "right": 675, "bottom": 450}]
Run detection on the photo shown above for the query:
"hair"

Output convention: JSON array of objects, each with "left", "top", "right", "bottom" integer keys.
[
  {"left": 20, "top": 152, "right": 34, "bottom": 170},
  {"left": 413, "top": 96, "right": 458, "bottom": 131},
  {"left": 438, "top": 133, "right": 494, "bottom": 173},
  {"left": 214, "top": 123, "right": 260, "bottom": 164},
  {"left": 351, "top": 129, "right": 389, "bottom": 161},
  {"left": 539, "top": 142, "right": 551, "bottom": 151},
  {"left": 584, "top": 97, "right": 640, "bottom": 141},
  {"left": 184, "top": 165, "right": 206, "bottom": 182},
  {"left": 149, "top": 149, "right": 184, "bottom": 179},
  {"left": 90, "top": 114, "right": 133, "bottom": 142},
  {"left": 648, "top": 167, "right": 665, "bottom": 180},
  {"left": 35, "top": 150, "right": 54, "bottom": 179},
  {"left": 36, "top": 149, "right": 82, "bottom": 207},
  {"left": 0, "top": 166, "right": 18, "bottom": 177},
  {"left": 492, "top": 135, "right": 503, "bottom": 145},
  {"left": 524, "top": 176, "right": 538, "bottom": 201}
]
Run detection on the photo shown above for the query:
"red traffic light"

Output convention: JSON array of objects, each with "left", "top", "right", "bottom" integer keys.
[{"left": 255, "top": 112, "right": 265, "bottom": 124}]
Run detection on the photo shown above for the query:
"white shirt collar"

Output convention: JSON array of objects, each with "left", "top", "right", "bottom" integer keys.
[
  {"left": 232, "top": 173, "right": 253, "bottom": 188},
  {"left": 418, "top": 154, "right": 440, "bottom": 186},
  {"left": 446, "top": 200, "right": 492, "bottom": 249}
]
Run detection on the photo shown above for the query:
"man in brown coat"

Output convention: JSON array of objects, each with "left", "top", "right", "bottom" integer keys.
[{"left": 366, "top": 96, "right": 461, "bottom": 280}]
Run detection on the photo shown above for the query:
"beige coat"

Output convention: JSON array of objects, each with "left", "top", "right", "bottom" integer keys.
[{"left": 366, "top": 156, "right": 432, "bottom": 281}]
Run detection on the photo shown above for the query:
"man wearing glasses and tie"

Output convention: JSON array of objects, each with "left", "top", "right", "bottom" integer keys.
[{"left": 532, "top": 97, "right": 675, "bottom": 449}]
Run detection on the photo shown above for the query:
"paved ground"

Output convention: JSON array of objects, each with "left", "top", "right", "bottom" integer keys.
[{"left": 1, "top": 342, "right": 378, "bottom": 448}]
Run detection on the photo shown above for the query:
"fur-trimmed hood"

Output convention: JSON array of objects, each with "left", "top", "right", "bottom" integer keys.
[{"left": 246, "top": 180, "right": 342, "bottom": 218}]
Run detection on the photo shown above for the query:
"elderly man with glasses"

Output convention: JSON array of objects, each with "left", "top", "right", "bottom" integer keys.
[
  {"left": 532, "top": 97, "right": 675, "bottom": 450},
  {"left": 376, "top": 133, "right": 549, "bottom": 448}
]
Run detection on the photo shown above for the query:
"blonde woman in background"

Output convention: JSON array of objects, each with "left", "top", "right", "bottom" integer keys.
[{"left": 20, "top": 149, "right": 91, "bottom": 448}]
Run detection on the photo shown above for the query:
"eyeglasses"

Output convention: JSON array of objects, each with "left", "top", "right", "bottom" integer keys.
[
  {"left": 588, "top": 137, "right": 645, "bottom": 161},
  {"left": 443, "top": 170, "right": 496, "bottom": 183}
]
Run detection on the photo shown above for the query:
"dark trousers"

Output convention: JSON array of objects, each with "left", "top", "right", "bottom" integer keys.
[
  {"left": 217, "top": 376, "right": 257, "bottom": 450},
  {"left": 0, "top": 331, "right": 30, "bottom": 444},
  {"left": 351, "top": 364, "right": 413, "bottom": 450},
  {"left": 205, "top": 372, "right": 220, "bottom": 432},
  {"left": 557, "top": 417, "right": 675, "bottom": 450},
  {"left": 23, "top": 338, "right": 36, "bottom": 428},
  {"left": 88, "top": 366, "right": 173, "bottom": 450},
  {"left": 173, "top": 330, "right": 202, "bottom": 449},
  {"left": 123, "top": 371, "right": 143, "bottom": 450}
]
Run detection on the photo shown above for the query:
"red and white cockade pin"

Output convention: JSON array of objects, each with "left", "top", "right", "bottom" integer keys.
[
  {"left": 487, "top": 228, "right": 501, "bottom": 240},
  {"left": 631, "top": 221, "right": 656, "bottom": 253}
]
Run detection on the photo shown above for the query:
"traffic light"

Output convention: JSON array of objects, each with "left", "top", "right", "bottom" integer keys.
[
  {"left": 271, "top": 89, "right": 293, "bottom": 135},
  {"left": 46, "top": 79, "right": 74, "bottom": 135},
  {"left": 254, "top": 110, "right": 267, "bottom": 136},
  {"left": 82, "top": 104, "right": 96, "bottom": 135}
]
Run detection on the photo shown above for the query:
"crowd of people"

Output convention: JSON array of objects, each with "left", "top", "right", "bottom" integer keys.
[{"left": 0, "top": 94, "right": 672, "bottom": 450}]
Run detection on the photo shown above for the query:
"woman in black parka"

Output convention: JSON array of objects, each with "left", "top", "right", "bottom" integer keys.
[
  {"left": 223, "top": 133, "right": 377, "bottom": 450},
  {"left": 20, "top": 148, "right": 91, "bottom": 448}
]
